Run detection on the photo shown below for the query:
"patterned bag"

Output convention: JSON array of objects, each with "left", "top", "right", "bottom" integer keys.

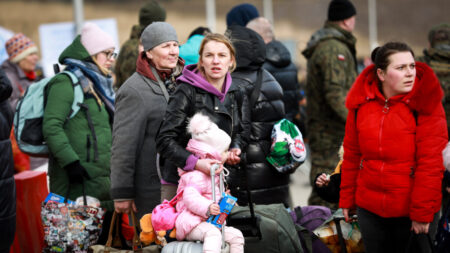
[
  {"left": 41, "top": 190, "right": 104, "bottom": 252},
  {"left": 266, "top": 119, "right": 307, "bottom": 174}
]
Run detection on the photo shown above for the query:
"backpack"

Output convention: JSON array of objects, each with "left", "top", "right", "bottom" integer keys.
[
  {"left": 151, "top": 190, "right": 183, "bottom": 232},
  {"left": 14, "top": 70, "right": 83, "bottom": 156},
  {"left": 290, "top": 206, "right": 333, "bottom": 253}
]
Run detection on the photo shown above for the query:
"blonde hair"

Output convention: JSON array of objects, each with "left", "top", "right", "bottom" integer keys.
[
  {"left": 91, "top": 55, "right": 112, "bottom": 76},
  {"left": 197, "top": 33, "right": 236, "bottom": 74}
]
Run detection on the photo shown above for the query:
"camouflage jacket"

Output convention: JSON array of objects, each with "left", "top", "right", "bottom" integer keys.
[
  {"left": 114, "top": 25, "right": 142, "bottom": 89},
  {"left": 302, "top": 22, "right": 357, "bottom": 151},
  {"left": 418, "top": 46, "right": 450, "bottom": 136}
]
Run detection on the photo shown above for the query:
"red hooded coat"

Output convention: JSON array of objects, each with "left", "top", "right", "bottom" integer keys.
[{"left": 339, "top": 62, "right": 448, "bottom": 222}]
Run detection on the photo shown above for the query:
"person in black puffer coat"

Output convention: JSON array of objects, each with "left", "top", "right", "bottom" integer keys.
[
  {"left": 226, "top": 25, "right": 290, "bottom": 208},
  {"left": 264, "top": 40, "right": 301, "bottom": 124},
  {"left": 247, "top": 17, "right": 302, "bottom": 125},
  {"left": 0, "top": 68, "right": 16, "bottom": 253}
]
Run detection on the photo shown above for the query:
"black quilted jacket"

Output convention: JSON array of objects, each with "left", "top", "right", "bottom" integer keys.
[
  {"left": 227, "top": 25, "right": 290, "bottom": 207},
  {"left": 0, "top": 68, "right": 15, "bottom": 250}
]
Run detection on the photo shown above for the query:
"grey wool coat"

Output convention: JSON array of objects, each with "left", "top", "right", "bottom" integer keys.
[{"left": 110, "top": 71, "right": 168, "bottom": 219}]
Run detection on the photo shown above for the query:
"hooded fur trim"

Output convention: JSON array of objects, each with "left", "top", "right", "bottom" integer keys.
[{"left": 346, "top": 61, "right": 443, "bottom": 115}]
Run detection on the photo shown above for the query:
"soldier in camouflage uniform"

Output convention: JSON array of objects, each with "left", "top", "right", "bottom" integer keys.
[
  {"left": 114, "top": 0, "right": 166, "bottom": 89},
  {"left": 418, "top": 23, "right": 450, "bottom": 136},
  {"left": 418, "top": 23, "right": 450, "bottom": 213},
  {"left": 302, "top": 0, "right": 357, "bottom": 207}
]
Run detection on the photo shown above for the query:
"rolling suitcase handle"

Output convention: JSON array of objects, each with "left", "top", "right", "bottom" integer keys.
[{"left": 210, "top": 164, "right": 228, "bottom": 251}]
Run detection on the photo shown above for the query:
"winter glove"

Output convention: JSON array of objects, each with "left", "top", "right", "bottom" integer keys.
[{"left": 64, "top": 160, "right": 90, "bottom": 184}]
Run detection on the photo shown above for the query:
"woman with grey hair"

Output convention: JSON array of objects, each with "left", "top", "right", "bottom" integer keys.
[{"left": 110, "top": 22, "right": 184, "bottom": 219}]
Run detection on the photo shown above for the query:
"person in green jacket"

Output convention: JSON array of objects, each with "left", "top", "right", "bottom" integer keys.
[
  {"left": 43, "top": 22, "right": 116, "bottom": 213},
  {"left": 302, "top": 0, "right": 358, "bottom": 207}
]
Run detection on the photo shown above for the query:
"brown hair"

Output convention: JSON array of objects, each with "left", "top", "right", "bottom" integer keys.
[
  {"left": 371, "top": 42, "right": 415, "bottom": 72},
  {"left": 197, "top": 33, "right": 236, "bottom": 73}
]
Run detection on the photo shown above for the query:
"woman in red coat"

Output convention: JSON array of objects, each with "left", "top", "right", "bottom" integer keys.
[{"left": 340, "top": 42, "right": 447, "bottom": 253}]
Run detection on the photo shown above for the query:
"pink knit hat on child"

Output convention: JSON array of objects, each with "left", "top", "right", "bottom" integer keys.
[
  {"left": 80, "top": 22, "right": 115, "bottom": 56},
  {"left": 186, "top": 113, "right": 231, "bottom": 161},
  {"left": 5, "top": 33, "right": 38, "bottom": 63}
]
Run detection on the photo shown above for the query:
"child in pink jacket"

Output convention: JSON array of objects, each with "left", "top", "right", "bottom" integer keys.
[{"left": 175, "top": 113, "right": 244, "bottom": 253}]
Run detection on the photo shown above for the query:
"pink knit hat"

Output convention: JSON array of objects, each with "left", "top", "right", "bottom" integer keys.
[
  {"left": 5, "top": 33, "right": 38, "bottom": 63},
  {"left": 186, "top": 113, "right": 231, "bottom": 160},
  {"left": 80, "top": 22, "right": 115, "bottom": 56}
]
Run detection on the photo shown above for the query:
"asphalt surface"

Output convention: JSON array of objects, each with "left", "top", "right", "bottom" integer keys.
[{"left": 290, "top": 152, "right": 312, "bottom": 208}]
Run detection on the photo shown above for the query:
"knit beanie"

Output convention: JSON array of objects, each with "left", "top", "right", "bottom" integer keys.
[
  {"left": 80, "top": 22, "right": 115, "bottom": 56},
  {"left": 141, "top": 22, "right": 178, "bottom": 51},
  {"left": 187, "top": 113, "right": 231, "bottom": 160},
  {"left": 226, "top": 3, "right": 260, "bottom": 27},
  {"left": 327, "top": 0, "right": 356, "bottom": 21},
  {"left": 139, "top": 0, "right": 166, "bottom": 27},
  {"left": 5, "top": 33, "right": 38, "bottom": 63},
  {"left": 428, "top": 23, "right": 449, "bottom": 48}
]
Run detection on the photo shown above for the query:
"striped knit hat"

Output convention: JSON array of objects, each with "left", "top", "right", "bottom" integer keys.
[{"left": 5, "top": 33, "right": 38, "bottom": 63}]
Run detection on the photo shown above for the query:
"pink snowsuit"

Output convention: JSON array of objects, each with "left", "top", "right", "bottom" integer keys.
[{"left": 175, "top": 139, "right": 244, "bottom": 253}]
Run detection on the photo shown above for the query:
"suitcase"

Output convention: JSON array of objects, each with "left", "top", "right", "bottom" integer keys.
[
  {"left": 162, "top": 164, "right": 230, "bottom": 253},
  {"left": 226, "top": 154, "right": 304, "bottom": 253}
]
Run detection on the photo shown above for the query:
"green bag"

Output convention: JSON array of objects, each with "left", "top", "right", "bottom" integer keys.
[
  {"left": 228, "top": 203, "right": 304, "bottom": 253},
  {"left": 266, "top": 119, "right": 307, "bottom": 174}
]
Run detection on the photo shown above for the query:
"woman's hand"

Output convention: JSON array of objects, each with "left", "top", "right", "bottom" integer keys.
[
  {"left": 315, "top": 173, "right": 330, "bottom": 187},
  {"left": 195, "top": 158, "right": 223, "bottom": 175},
  {"left": 114, "top": 200, "right": 137, "bottom": 214},
  {"left": 411, "top": 221, "right": 430, "bottom": 234},
  {"left": 226, "top": 148, "right": 241, "bottom": 165},
  {"left": 209, "top": 203, "right": 220, "bottom": 216},
  {"left": 343, "top": 208, "right": 356, "bottom": 222}
]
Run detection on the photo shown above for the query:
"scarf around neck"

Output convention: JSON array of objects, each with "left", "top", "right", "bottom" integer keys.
[{"left": 63, "top": 58, "right": 115, "bottom": 106}]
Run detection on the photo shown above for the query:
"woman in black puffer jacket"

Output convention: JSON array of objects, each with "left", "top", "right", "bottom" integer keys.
[
  {"left": 156, "top": 33, "right": 247, "bottom": 201},
  {"left": 226, "top": 25, "right": 290, "bottom": 208},
  {"left": 0, "top": 68, "right": 15, "bottom": 253}
]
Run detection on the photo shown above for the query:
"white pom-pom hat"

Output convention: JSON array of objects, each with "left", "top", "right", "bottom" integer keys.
[{"left": 186, "top": 113, "right": 231, "bottom": 160}]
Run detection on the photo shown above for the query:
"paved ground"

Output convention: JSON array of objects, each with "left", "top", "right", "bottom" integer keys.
[{"left": 290, "top": 150, "right": 312, "bottom": 208}]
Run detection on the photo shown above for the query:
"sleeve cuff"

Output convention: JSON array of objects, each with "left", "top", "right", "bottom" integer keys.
[{"left": 183, "top": 154, "right": 198, "bottom": 171}]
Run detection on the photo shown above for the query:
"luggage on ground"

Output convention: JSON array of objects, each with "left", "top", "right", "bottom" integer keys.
[
  {"left": 290, "top": 205, "right": 333, "bottom": 253},
  {"left": 227, "top": 153, "right": 305, "bottom": 253}
]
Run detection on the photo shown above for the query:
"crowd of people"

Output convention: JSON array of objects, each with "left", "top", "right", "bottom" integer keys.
[{"left": 0, "top": 0, "right": 449, "bottom": 252}]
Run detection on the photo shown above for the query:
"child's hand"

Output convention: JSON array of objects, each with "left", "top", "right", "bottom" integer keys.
[
  {"left": 195, "top": 159, "right": 223, "bottom": 175},
  {"left": 315, "top": 173, "right": 330, "bottom": 187},
  {"left": 209, "top": 203, "right": 220, "bottom": 216}
]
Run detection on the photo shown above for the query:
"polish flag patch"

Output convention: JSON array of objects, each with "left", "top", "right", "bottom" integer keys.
[{"left": 337, "top": 54, "right": 346, "bottom": 61}]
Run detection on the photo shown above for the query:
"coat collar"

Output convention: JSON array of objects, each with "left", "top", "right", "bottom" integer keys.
[{"left": 346, "top": 61, "right": 443, "bottom": 114}]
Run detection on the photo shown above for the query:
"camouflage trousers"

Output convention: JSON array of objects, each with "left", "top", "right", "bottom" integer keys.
[{"left": 307, "top": 147, "right": 341, "bottom": 209}]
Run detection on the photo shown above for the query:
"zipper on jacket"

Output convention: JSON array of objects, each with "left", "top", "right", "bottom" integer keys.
[
  {"left": 86, "top": 134, "right": 91, "bottom": 162},
  {"left": 379, "top": 99, "right": 389, "bottom": 157},
  {"left": 379, "top": 100, "right": 389, "bottom": 215},
  {"left": 214, "top": 98, "right": 234, "bottom": 138}
]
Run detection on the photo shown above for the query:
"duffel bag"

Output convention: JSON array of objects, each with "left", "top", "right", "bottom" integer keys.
[{"left": 228, "top": 203, "right": 304, "bottom": 253}]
